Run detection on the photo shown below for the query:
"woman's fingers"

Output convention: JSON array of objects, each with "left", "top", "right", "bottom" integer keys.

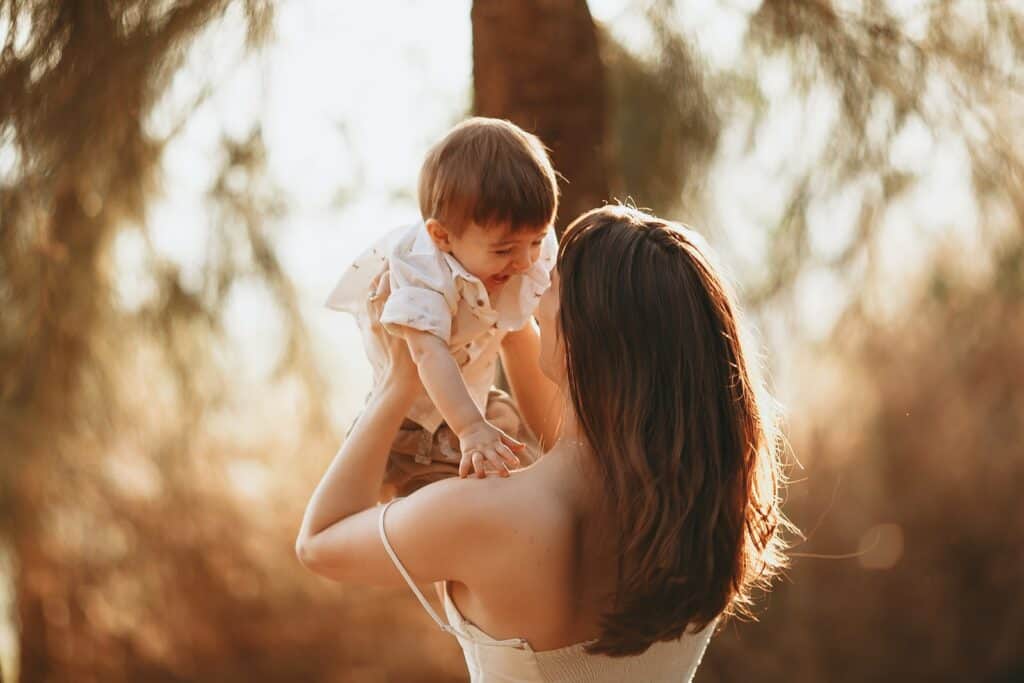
[
  {"left": 459, "top": 453, "right": 473, "bottom": 478},
  {"left": 366, "top": 271, "right": 389, "bottom": 329}
]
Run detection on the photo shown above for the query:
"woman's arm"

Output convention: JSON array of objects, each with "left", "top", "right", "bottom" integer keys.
[
  {"left": 295, "top": 312, "right": 514, "bottom": 587},
  {"left": 500, "top": 319, "right": 564, "bottom": 450},
  {"left": 296, "top": 376, "right": 416, "bottom": 546}
]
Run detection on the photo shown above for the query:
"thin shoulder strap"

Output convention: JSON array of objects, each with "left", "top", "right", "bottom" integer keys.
[{"left": 378, "top": 499, "right": 457, "bottom": 635}]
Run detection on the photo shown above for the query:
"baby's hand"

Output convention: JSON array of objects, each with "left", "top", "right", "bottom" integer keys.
[{"left": 456, "top": 420, "right": 525, "bottom": 479}]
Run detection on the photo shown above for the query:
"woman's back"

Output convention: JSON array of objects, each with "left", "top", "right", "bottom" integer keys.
[
  {"left": 442, "top": 447, "right": 616, "bottom": 651},
  {"left": 379, "top": 451, "right": 720, "bottom": 682},
  {"left": 441, "top": 578, "right": 716, "bottom": 683}
]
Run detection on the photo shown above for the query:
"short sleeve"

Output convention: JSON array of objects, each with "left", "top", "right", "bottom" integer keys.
[
  {"left": 325, "top": 242, "right": 389, "bottom": 314},
  {"left": 380, "top": 285, "right": 453, "bottom": 342},
  {"left": 380, "top": 237, "right": 457, "bottom": 343}
]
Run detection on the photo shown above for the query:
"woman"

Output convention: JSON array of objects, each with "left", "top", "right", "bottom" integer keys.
[{"left": 296, "top": 205, "right": 791, "bottom": 682}]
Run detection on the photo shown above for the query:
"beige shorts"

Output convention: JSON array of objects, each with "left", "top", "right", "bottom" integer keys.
[{"left": 381, "top": 388, "right": 536, "bottom": 498}]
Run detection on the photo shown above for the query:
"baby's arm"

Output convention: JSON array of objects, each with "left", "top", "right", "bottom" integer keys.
[
  {"left": 500, "top": 319, "right": 564, "bottom": 451},
  {"left": 403, "top": 329, "right": 524, "bottom": 477}
]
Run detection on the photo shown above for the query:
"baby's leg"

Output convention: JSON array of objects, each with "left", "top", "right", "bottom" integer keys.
[
  {"left": 385, "top": 459, "right": 460, "bottom": 497},
  {"left": 383, "top": 420, "right": 460, "bottom": 497}
]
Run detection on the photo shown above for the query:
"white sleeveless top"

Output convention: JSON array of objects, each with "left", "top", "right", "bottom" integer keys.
[{"left": 378, "top": 500, "right": 718, "bottom": 682}]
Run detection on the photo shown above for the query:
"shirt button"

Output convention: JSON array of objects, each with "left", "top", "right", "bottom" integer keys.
[{"left": 476, "top": 299, "right": 484, "bottom": 307}]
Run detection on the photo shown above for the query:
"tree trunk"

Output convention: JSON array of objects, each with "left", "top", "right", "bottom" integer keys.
[{"left": 471, "top": 0, "right": 609, "bottom": 233}]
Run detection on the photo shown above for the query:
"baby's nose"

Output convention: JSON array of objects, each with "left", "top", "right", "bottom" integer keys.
[{"left": 511, "top": 254, "right": 531, "bottom": 273}]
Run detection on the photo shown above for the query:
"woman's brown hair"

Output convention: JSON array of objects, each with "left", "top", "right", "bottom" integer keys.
[{"left": 558, "top": 205, "right": 791, "bottom": 657}]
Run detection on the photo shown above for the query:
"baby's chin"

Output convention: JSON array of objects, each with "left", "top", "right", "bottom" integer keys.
[{"left": 484, "top": 273, "right": 512, "bottom": 291}]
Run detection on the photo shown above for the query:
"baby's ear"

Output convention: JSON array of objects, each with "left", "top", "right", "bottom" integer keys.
[{"left": 425, "top": 219, "right": 454, "bottom": 252}]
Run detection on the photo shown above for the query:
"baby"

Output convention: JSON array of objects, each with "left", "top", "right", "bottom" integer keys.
[{"left": 326, "top": 117, "right": 559, "bottom": 494}]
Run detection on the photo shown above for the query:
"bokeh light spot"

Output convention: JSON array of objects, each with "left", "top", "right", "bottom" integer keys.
[{"left": 858, "top": 523, "right": 904, "bottom": 570}]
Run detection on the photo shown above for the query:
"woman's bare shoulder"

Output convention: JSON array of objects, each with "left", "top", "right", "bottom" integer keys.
[
  {"left": 402, "top": 465, "right": 576, "bottom": 568},
  {"left": 412, "top": 465, "right": 573, "bottom": 532},
  {"left": 424, "top": 467, "right": 589, "bottom": 643}
]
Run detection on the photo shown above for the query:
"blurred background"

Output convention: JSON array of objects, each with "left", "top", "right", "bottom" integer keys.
[{"left": 1, "top": 0, "right": 1021, "bottom": 681}]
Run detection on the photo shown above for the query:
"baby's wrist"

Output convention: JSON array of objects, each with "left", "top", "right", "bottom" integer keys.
[{"left": 454, "top": 417, "right": 488, "bottom": 440}]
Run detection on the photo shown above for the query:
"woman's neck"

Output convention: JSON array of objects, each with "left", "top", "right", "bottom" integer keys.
[
  {"left": 540, "top": 406, "right": 620, "bottom": 556},
  {"left": 536, "top": 408, "right": 601, "bottom": 489},
  {"left": 548, "top": 403, "right": 587, "bottom": 455}
]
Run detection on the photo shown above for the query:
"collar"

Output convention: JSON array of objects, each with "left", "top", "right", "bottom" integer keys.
[
  {"left": 409, "top": 221, "right": 439, "bottom": 257},
  {"left": 407, "top": 221, "right": 554, "bottom": 326},
  {"left": 443, "top": 250, "right": 496, "bottom": 312},
  {"left": 410, "top": 222, "right": 494, "bottom": 304}
]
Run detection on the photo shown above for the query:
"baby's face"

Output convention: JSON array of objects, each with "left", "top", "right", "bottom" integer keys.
[{"left": 441, "top": 221, "right": 550, "bottom": 293}]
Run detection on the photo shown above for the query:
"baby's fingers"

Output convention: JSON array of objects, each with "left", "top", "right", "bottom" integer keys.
[
  {"left": 500, "top": 433, "right": 526, "bottom": 452},
  {"left": 495, "top": 443, "right": 521, "bottom": 470},
  {"left": 472, "top": 451, "right": 488, "bottom": 479},
  {"left": 459, "top": 452, "right": 474, "bottom": 479},
  {"left": 482, "top": 447, "right": 511, "bottom": 478}
]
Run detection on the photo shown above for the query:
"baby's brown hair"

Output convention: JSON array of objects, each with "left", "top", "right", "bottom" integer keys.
[{"left": 418, "top": 117, "right": 559, "bottom": 234}]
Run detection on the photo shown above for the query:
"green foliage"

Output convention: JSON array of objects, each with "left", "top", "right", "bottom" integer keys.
[
  {"left": 744, "top": 0, "right": 1023, "bottom": 304},
  {"left": 604, "top": 0, "right": 1022, "bottom": 308},
  {"left": 702, "top": 246, "right": 1024, "bottom": 681},
  {"left": 601, "top": 7, "right": 720, "bottom": 216},
  {"left": 0, "top": 3, "right": 342, "bottom": 680}
]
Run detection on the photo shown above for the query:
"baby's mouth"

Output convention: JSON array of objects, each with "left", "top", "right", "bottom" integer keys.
[{"left": 489, "top": 274, "right": 511, "bottom": 286}]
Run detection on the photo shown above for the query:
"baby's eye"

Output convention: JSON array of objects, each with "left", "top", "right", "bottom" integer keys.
[
  {"left": 494, "top": 249, "right": 513, "bottom": 256},
  {"left": 532, "top": 240, "right": 543, "bottom": 247}
]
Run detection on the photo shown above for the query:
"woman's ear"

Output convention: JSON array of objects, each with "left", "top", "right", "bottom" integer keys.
[{"left": 425, "top": 218, "right": 454, "bottom": 253}]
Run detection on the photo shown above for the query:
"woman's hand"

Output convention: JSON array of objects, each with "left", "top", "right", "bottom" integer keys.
[{"left": 367, "top": 271, "right": 422, "bottom": 399}]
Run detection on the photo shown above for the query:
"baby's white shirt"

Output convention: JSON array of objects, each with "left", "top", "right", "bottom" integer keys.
[{"left": 326, "top": 221, "right": 557, "bottom": 433}]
